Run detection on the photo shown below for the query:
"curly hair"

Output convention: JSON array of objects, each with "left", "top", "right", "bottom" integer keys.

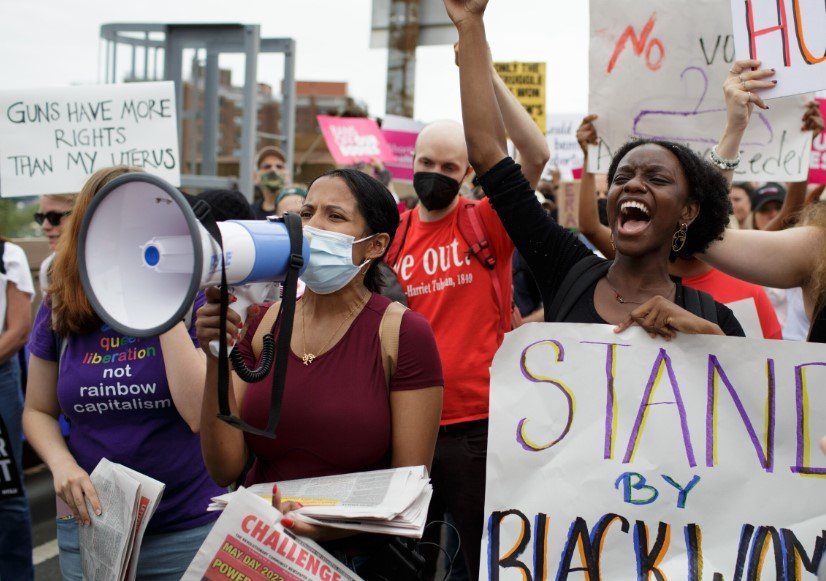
[{"left": 607, "top": 139, "right": 733, "bottom": 261}]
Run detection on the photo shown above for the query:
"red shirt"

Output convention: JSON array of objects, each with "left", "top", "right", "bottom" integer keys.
[
  {"left": 237, "top": 294, "right": 443, "bottom": 484},
  {"left": 392, "top": 200, "right": 514, "bottom": 425},
  {"left": 682, "top": 268, "right": 782, "bottom": 340}
]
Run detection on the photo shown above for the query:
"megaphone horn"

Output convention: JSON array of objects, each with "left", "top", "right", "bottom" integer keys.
[{"left": 78, "top": 173, "right": 309, "bottom": 339}]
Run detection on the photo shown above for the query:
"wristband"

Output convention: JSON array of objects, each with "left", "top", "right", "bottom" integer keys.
[{"left": 708, "top": 145, "right": 741, "bottom": 170}]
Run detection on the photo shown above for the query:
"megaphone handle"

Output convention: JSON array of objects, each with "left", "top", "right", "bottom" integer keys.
[{"left": 208, "top": 290, "right": 256, "bottom": 357}]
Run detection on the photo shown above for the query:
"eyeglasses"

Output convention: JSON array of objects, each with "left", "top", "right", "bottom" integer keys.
[
  {"left": 34, "top": 211, "right": 71, "bottom": 226},
  {"left": 260, "top": 163, "right": 285, "bottom": 171}
]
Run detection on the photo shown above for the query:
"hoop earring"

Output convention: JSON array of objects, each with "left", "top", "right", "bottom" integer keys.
[{"left": 672, "top": 223, "right": 687, "bottom": 253}]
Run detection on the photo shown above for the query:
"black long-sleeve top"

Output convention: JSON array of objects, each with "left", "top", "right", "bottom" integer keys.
[{"left": 480, "top": 157, "right": 744, "bottom": 337}]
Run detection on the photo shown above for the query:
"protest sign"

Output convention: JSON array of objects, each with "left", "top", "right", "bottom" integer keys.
[
  {"left": 493, "top": 62, "right": 546, "bottom": 132},
  {"left": 0, "top": 82, "right": 179, "bottom": 197},
  {"left": 381, "top": 114, "right": 424, "bottom": 182},
  {"left": 555, "top": 181, "right": 581, "bottom": 231},
  {"left": 481, "top": 323, "right": 826, "bottom": 579},
  {"left": 0, "top": 415, "right": 23, "bottom": 500},
  {"left": 730, "top": 0, "right": 826, "bottom": 99},
  {"left": 589, "top": 0, "right": 812, "bottom": 181},
  {"left": 545, "top": 114, "right": 585, "bottom": 180},
  {"left": 317, "top": 115, "right": 395, "bottom": 166},
  {"left": 811, "top": 98, "right": 826, "bottom": 184}
]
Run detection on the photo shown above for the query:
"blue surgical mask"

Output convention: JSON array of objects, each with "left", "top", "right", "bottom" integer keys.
[{"left": 300, "top": 225, "right": 375, "bottom": 294}]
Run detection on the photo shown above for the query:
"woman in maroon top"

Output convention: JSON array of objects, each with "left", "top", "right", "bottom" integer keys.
[{"left": 196, "top": 168, "right": 443, "bottom": 567}]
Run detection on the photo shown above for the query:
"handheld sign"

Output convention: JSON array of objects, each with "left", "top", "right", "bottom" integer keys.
[
  {"left": 381, "top": 114, "right": 424, "bottom": 183},
  {"left": 730, "top": 0, "right": 826, "bottom": 99},
  {"left": 316, "top": 115, "right": 395, "bottom": 166},
  {"left": 493, "top": 62, "right": 547, "bottom": 133},
  {"left": 0, "top": 82, "right": 179, "bottom": 198},
  {"left": 589, "top": 0, "right": 812, "bottom": 182},
  {"left": 482, "top": 323, "right": 826, "bottom": 580},
  {"left": 546, "top": 114, "right": 586, "bottom": 179}
]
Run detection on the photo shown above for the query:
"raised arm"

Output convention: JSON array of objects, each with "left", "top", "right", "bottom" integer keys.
[
  {"left": 491, "top": 66, "right": 549, "bottom": 188},
  {"left": 576, "top": 114, "right": 614, "bottom": 258},
  {"left": 714, "top": 60, "right": 774, "bottom": 184},
  {"left": 445, "top": 0, "right": 507, "bottom": 175}
]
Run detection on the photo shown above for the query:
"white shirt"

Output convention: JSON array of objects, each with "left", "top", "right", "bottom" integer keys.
[{"left": 1, "top": 241, "right": 35, "bottom": 334}]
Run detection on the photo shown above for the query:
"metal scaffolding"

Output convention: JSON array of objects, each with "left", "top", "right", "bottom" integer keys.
[{"left": 99, "top": 23, "right": 296, "bottom": 199}]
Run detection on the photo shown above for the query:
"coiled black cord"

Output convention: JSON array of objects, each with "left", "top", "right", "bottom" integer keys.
[{"left": 230, "top": 333, "right": 275, "bottom": 383}]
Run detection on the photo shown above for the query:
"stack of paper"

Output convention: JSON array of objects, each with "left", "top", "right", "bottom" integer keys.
[
  {"left": 184, "top": 488, "right": 360, "bottom": 581},
  {"left": 79, "top": 458, "right": 165, "bottom": 581},
  {"left": 209, "top": 466, "right": 432, "bottom": 538}
]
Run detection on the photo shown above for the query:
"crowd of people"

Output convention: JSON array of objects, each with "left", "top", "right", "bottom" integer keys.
[{"left": 1, "top": 0, "right": 826, "bottom": 578}]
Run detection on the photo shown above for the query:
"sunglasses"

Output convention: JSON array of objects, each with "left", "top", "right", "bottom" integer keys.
[{"left": 34, "top": 210, "right": 71, "bottom": 226}]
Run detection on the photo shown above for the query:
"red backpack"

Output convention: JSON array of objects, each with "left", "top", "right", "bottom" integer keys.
[{"left": 385, "top": 200, "right": 510, "bottom": 333}]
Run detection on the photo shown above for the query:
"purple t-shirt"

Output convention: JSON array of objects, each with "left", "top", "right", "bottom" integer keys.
[{"left": 28, "top": 296, "right": 222, "bottom": 534}]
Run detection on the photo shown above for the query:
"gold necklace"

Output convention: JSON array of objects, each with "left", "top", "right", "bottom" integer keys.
[
  {"left": 605, "top": 272, "right": 675, "bottom": 305},
  {"left": 300, "top": 294, "right": 369, "bottom": 365}
]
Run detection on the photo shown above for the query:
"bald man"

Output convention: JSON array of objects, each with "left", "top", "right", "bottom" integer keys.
[{"left": 385, "top": 70, "right": 548, "bottom": 576}]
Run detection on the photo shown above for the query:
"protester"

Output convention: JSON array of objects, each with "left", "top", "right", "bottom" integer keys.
[
  {"left": 22, "top": 166, "right": 222, "bottom": 580},
  {"left": 251, "top": 145, "right": 290, "bottom": 219},
  {"left": 702, "top": 63, "right": 826, "bottom": 342},
  {"left": 273, "top": 185, "right": 307, "bottom": 217},
  {"left": 195, "top": 168, "right": 443, "bottom": 576},
  {"left": 575, "top": 116, "right": 782, "bottom": 339},
  {"left": 382, "top": 37, "right": 549, "bottom": 580},
  {"left": 449, "top": 0, "right": 745, "bottom": 343},
  {"left": 728, "top": 182, "right": 754, "bottom": 230},
  {"left": 0, "top": 236, "right": 35, "bottom": 579},
  {"left": 35, "top": 193, "right": 76, "bottom": 293}
]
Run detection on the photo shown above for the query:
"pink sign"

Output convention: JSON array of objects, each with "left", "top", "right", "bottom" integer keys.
[
  {"left": 382, "top": 129, "right": 419, "bottom": 182},
  {"left": 317, "top": 115, "right": 395, "bottom": 165},
  {"left": 810, "top": 99, "right": 826, "bottom": 185}
]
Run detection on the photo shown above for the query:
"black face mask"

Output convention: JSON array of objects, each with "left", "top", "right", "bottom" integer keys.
[{"left": 413, "top": 172, "right": 461, "bottom": 211}]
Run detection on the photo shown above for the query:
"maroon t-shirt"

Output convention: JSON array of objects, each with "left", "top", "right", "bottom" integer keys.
[{"left": 237, "top": 293, "right": 443, "bottom": 484}]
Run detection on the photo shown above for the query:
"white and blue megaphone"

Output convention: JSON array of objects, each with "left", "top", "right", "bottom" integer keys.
[{"left": 77, "top": 173, "right": 309, "bottom": 347}]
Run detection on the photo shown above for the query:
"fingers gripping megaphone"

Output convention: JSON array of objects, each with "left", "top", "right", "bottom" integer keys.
[{"left": 77, "top": 173, "right": 309, "bottom": 345}]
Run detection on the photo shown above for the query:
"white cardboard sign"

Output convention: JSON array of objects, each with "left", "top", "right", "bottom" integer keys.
[
  {"left": 0, "top": 82, "right": 179, "bottom": 197},
  {"left": 730, "top": 0, "right": 826, "bottom": 99},
  {"left": 589, "top": 0, "right": 812, "bottom": 181},
  {"left": 546, "top": 114, "right": 586, "bottom": 180},
  {"left": 482, "top": 323, "right": 826, "bottom": 580}
]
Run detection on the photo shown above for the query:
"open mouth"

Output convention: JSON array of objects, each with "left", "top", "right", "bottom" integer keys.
[{"left": 618, "top": 200, "right": 652, "bottom": 236}]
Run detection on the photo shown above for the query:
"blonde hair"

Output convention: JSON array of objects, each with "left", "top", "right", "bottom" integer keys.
[
  {"left": 800, "top": 202, "right": 826, "bottom": 317},
  {"left": 41, "top": 193, "right": 77, "bottom": 206},
  {"left": 49, "top": 166, "right": 138, "bottom": 336}
]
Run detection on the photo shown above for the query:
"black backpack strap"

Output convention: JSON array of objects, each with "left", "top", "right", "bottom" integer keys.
[
  {"left": 547, "top": 255, "right": 610, "bottom": 322},
  {"left": 0, "top": 240, "right": 5, "bottom": 275},
  {"left": 681, "top": 286, "right": 718, "bottom": 325}
]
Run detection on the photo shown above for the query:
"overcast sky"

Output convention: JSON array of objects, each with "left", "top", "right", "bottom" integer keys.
[{"left": 0, "top": 0, "right": 589, "bottom": 123}]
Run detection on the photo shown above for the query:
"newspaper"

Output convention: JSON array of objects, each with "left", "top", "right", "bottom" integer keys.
[
  {"left": 184, "top": 487, "right": 361, "bottom": 581},
  {"left": 208, "top": 466, "right": 432, "bottom": 538},
  {"left": 79, "top": 458, "right": 165, "bottom": 581}
]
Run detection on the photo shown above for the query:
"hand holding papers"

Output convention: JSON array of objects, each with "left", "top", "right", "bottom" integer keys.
[
  {"left": 79, "top": 458, "right": 164, "bottom": 581},
  {"left": 208, "top": 466, "right": 433, "bottom": 539},
  {"left": 184, "top": 488, "right": 361, "bottom": 581}
]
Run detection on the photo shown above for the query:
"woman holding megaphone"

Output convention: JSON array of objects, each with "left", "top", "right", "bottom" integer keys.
[
  {"left": 195, "top": 168, "right": 443, "bottom": 574},
  {"left": 22, "top": 166, "right": 225, "bottom": 580}
]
